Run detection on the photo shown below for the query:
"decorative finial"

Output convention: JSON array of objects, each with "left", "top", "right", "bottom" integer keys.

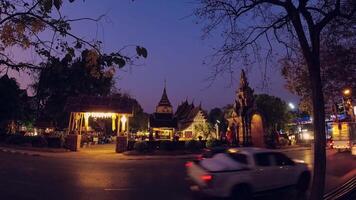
[{"left": 164, "top": 79, "right": 167, "bottom": 89}]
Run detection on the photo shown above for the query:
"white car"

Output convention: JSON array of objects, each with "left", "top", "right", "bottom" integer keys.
[{"left": 186, "top": 147, "right": 311, "bottom": 199}]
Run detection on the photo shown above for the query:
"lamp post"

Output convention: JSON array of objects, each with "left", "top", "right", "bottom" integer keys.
[
  {"left": 342, "top": 88, "right": 355, "bottom": 121},
  {"left": 215, "top": 120, "right": 220, "bottom": 140}
]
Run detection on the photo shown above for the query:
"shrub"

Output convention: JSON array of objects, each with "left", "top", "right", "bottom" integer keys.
[
  {"left": 185, "top": 140, "right": 203, "bottom": 152},
  {"left": 46, "top": 136, "right": 63, "bottom": 148},
  {"left": 0, "top": 131, "right": 8, "bottom": 142},
  {"left": 134, "top": 141, "right": 148, "bottom": 152},
  {"left": 279, "top": 138, "right": 289, "bottom": 147},
  {"left": 159, "top": 140, "right": 177, "bottom": 151},
  {"left": 5, "top": 134, "right": 29, "bottom": 145},
  {"left": 31, "top": 136, "right": 48, "bottom": 148},
  {"left": 206, "top": 139, "right": 222, "bottom": 148}
]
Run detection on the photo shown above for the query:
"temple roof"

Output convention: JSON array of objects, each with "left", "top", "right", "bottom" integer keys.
[
  {"left": 149, "top": 113, "right": 177, "bottom": 128},
  {"left": 175, "top": 100, "right": 207, "bottom": 123},
  {"left": 157, "top": 87, "right": 172, "bottom": 107},
  {"left": 65, "top": 95, "right": 133, "bottom": 114}
]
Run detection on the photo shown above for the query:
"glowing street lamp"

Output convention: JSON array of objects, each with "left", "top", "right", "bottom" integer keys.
[
  {"left": 343, "top": 88, "right": 351, "bottom": 96},
  {"left": 215, "top": 120, "right": 221, "bottom": 139},
  {"left": 288, "top": 102, "right": 296, "bottom": 110}
]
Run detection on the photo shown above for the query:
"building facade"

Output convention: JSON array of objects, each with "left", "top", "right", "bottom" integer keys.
[
  {"left": 148, "top": 86, "right": 177, "bottom": 140},
  {"left": 175, "top": 101, "right": 210, "bottom": 140},
  {"left": 148, "top": 86, "right": 211, "bottom": 140}
]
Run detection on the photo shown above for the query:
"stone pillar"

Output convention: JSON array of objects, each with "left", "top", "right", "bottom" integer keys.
[
  {"left": 66, "top": 134, "right": 81, "bottom": 151},
  {"left": 116, "top": 136, "right": 128, "bottom": 153}
]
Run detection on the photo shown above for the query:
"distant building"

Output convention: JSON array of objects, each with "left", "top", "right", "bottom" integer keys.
[
  {"left": 175, "top": 100, "right": 209, "bottom": 140},
  {"left": 148, "top": 86, "right": 210, "bottom": 140},
  {"left": 148, "top": 86, "right": 177, "bottom": 140}
]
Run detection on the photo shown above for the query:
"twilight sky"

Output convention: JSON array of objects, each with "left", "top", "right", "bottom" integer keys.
[{"left": 10, "top": 0, "right": 298, "bottom": 113}]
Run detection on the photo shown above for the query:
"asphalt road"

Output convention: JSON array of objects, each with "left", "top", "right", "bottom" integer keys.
[{"left": 0, "top": 148, "right": 354, "bottom": 200}]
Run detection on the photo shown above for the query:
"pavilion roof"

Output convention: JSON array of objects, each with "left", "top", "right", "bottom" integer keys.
[{"left": 65, "top": 95, "right": 133, "bottom": 114}]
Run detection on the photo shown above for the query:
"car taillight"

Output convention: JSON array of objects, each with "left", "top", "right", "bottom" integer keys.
[
  {"left": 185, "top": 161, "right": 193, "bottom": 168},
  {"left": 201, "top": 174, "right": 213, "bottom": 183},
  {"left": 196, "top": 155, "right": 204, "bottom": 160}
]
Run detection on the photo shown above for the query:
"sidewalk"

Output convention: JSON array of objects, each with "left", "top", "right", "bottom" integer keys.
[{"left": 0, "top": 145, "right": 200, "bottom": 160}]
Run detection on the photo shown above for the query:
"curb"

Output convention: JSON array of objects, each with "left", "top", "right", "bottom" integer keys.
[
  {"left": 278, "top": 147, "right": 311, "bottom": 152},
  {"left": 0, "top": 147, "right": 197, "bottom": 160},
  {"left": 0, "top": 148, "right": 41, "bottom": 157},
  {"left": 120, "top": 156, "right": 197, "bottom": 161}
]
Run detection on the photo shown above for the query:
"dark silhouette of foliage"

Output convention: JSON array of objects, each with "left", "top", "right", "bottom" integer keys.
[
  {"left": 281, "top": 39, "right": 356, "bottom": 114},
  {"left": 0, "top": 75, "right": 32, "bottom": 131},
  {"left": 254, "top": 94, "right": 291, "bottom": 131},
  {"left": 0, "top": 0, "right": 147, "bottom": 72},
  {"left": 195, "top": 1, "right": 356, "bottom": 199},
  {"left": 208, "top": 107, "right": 228, "bottom": 133},
  {"left": 33, "top": 54, "right": 114, "bottom": 127}
]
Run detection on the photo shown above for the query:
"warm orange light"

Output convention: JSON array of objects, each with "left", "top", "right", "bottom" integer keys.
[{"left": 343, "top": 89, "right": 351, "bottom": 96}]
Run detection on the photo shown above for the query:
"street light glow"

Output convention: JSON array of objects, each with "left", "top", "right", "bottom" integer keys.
[
  {"left": 343, "top": 88, "right": 351, "bottom": 96},
  {"left": 288, "top": 102, "right": 295, "bottom": 110}
]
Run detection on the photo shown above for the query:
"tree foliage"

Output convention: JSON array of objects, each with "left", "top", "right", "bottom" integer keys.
[
  {"left": 195, "top": 1, "right": 355, "bottom": 199},
  {"left": 194, "top": 123, "right": 214, "bottom": 140},
  {"left": 0, "top": 75, "right": 32, "bottom": 131},
  {"left": 281, "top": 37, "right": 356, "bottom": 114},
  {"left": 33, "top": 53, "right": 115, "bottom": 127},
  {"left": 208, "top": 107, "right": 228, "bottom": 132},
  {"left": 254, "top": 94, "right": 291, "bottom": 131},
  {"left": 115, "top": 93, "right": 149, "bottom": 132},
  {"left": 0, "top": 0, "right": 147, "bottom": 72}
]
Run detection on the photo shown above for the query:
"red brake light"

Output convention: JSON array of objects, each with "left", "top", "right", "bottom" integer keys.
[
  {"left": 197, "top": 155, "right": 203, "bottom": 160},
  {"left": 185, "top": 161, "right": 193, "bottom": 168},
  {"left": 201, "top": 174, "right": 213, "bottom": 182}
]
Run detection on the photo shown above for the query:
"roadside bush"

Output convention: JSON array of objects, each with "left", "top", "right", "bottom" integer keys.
[
  {"left": 31, "top": 136, "right": 48, "bottom": 148},
  {"left": 0, "top": 132, "right": 9, "bottom": 143},
  {"left": 134, "top": 141, "right": 148, "bottom": 152},
  {"left": 185, "top": 140, "right": 203, "bottom": 152},
  {"left": 5, "top": 134, "right": 30, "bottom": 145},
  {"left": 279, "top": 138, "right": 289, "bottom": 147},
  {"left": 46, "top": 136, "right": 63, "bottom": 148},
  {"left": 159, "top": 140, "right": 177, "bottom": 151},
  {"left": 206, "top": 139, "right": 222, "bottom": 148}
]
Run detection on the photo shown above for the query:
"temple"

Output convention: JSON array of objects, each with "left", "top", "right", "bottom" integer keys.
[
  {"left": 149, "top": 84, "right": 210, "bottom": 140},
  {"left": 227, "top": 69, "right": 266, "bottom": 147},
  {"left": 175, "top": 100, "right": 208, "bottom": 140},
  {"left": 149, "top": 86, "right": 177, "bottom": 140}
]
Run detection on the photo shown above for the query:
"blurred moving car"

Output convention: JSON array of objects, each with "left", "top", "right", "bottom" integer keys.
[
  {"left": 186, "top": 147, "right": 311, "bottom": 200},
  {"left": 196, "top": 146, "right": 228, "bottom": 160}
]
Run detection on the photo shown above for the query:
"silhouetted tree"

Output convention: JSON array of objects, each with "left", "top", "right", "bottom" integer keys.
[
  {"left": 281, "top": 38, "right": 356, "bottom": 114},
  {"left": 0, "top": 75, "right": 31, "bottom": 132},
  {"left": 195, "top": 1, "right": 356, "bottom": 199},
  {"left": 208, "top": 107, "right": 228, "bottom": 133},
  {"left": 0, "top": 0, "right": 147, "bottom": 72},
  {"left": 254, "top": 94, "right": 291, "bottom": 131},
  {"left": 33, "top": 53, "right": 114, "bottom": 127}
]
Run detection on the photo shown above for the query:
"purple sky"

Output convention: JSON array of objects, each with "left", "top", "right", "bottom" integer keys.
[{"left": 11, "top": 0, "right": 298, "bottom": 113}]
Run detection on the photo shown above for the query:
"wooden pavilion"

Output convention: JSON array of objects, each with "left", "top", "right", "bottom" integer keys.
[{"left": 65, "top": 95, "right": 134, "bottom": 151}]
